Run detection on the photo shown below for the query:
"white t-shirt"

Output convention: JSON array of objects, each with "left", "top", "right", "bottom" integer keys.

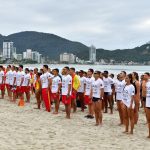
[
  {"left": 115, "top": 79, "right": 126, "bottom": 100},
  {"left": 5, "top": 70, "right": 12, "bottom": 84},
  {"left": 85, "top": 77, "right": 95, "bottom": 96},
  {"left": 40, "top": 72, "right": 51, "bottom": 89},
  {"left": 103, "top": 77, "right": 114, "bottom": 93},
  {"left": 22, "top": 73, "right": 31, "bottom": 86},
  {"left": 62, "top": 74, "right": 72, "bottom": 95},
  {"left": 16, "top": 71, "right": 25, "bottom": 86},
  {"left": 77, "top": 76, "right": 86, "bottom": 93},
  {"left": 9, "top": 71, "right": 17, "bottom": 85},
  {"left": 51, "top": 76, "right": 61, "bottom": 93},
  {"left": 146, "top": 80, "right": 150, "bottom": 107},
  {"left": 0, "top": 71, "right": 4, "bottom": 84},
  {"left": 92, "top": 78, "right": 104, "bottom": 98},
  {"left": 122, "top": 84, "right": 135, "bottom": 108}
]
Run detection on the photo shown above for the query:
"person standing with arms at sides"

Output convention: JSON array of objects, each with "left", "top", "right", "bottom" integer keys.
[
  {"left": 51, "top": 68, "right": 61, "bottom": 114},
  {"left": 140, "top": 75, "right": 144, "bottom": 108},
  {"left": 5, "top": 65, "right": 12, "bottom": 99},
  {"left": 103, "top": 71, "right": 114, "bottom": 114},
  {"left": 115, "top": 73, "right": 126, "bottom": 125},
  {"left": 33, "top": 68, "right": 38, "bottom": 94},
  {"left": 61, "top": 66, "right": 72, "bottom": 119},
  {"left": 69, "top": 67, "right": 80, "bottom": 113},
  {"left": 16, "top": 65, "right": 25, "bottom": 106},
  {"left": 40, "top": 65, "right": 51, "bottom": 112},
  {"left": 91, "top": 71, "right": 104, "bottom": 126},
  {"left": 122, "top": 74, "right": 135, "bottom": 134},
  {"left": 77, "top": 70, "right": 86, "bottom": 112},
  {"left": 22, "top": 68, "right": 31, "bottom": 103},
  {"left": 145, "top": 73, "right": 150, "bottom": 138},
  {"left": 0, "top": 66, "right": 5, "bottom": 99},
  {"left": 132, "top": 72, "right": 140, "bottom": 125},
  {"left": 84, "top": 69, "right": 94, "bottom": 119},
  {"left": 9, "top": 66, "right": 17, "bottom": 102}
]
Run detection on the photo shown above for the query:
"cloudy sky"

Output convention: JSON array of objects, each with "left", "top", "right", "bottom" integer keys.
[{"left": 0, "top": 0, "right": 150, "bottom": 49}]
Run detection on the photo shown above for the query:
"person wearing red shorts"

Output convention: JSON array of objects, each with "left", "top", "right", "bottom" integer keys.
[
  {"left": 40, "top": 65, "right": 52, "bottom": 112},
  {"left": 70, "top": 67, "right": 80, "bottom": 113},
  {"left": 16, "top": 65, "right": 25, "bottom": 101},
  {"left": 84, "top": 69, "right": 95, "bottom": 119},
  {"left": 22, "top": 68, "right": 31, "bottom": 103},
  {"left": 51, "top": 68, "right": 61, "bottom": 114},
  {"left": 62, "top": 66, "right": 72, "bottom": 119},
  {"left": 0, "top": 66, "right": 5, "bottom": 99}
]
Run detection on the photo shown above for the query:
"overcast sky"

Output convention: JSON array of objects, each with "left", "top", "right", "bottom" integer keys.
[{"left": 0, "top": 0, "right": 150, "bottom": 49}]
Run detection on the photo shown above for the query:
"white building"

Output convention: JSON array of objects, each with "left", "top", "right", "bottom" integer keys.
[
  {"left": 3, "top": 41, "right": 16, "bottom": 59},
  {"left": 16, "top": 54, "right": 23, "bottom": 61},
  {"left": 60, "top": 53, "right": 76, "bottom": 63},
  {"left": 89, "top": 45, "right": 96, "bottom": 63}
]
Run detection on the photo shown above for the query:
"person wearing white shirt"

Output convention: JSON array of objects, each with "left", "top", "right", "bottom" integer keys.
[
  {"left": 61, "top": 66, "right": 72, "bottom": 119},
  {"left": 122, "top": 74, "right": 135, "bottom": 135},
  {"left": 77, "top": 70, "right": 86, "bottom": 112},
  {"left": 115, "top": 73, "right": 126, "bottom": 125},
  {"left": 0, "top": 65, "right": 5, "bottom": 99},
  {"left": 22, "top": 68, "right": 31, "bottom": 103},
  {"left": 51, "top": 68, "right": 61, "bottom": 114},
  {"left": 40, "top": 65, "right": 51, "bottom": 112},
  {"left": 103, "top": 71, "right": 114, "bottom": 114},
  {"left": 91, "top": 71, "right": 104, "bottom": 126}
]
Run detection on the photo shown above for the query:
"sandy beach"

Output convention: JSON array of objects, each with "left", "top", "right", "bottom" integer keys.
[{"left": 0, "top": 96, "right": 150, "bottom": 150}]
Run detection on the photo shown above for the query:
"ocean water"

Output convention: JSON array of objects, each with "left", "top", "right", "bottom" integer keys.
[{"left": 22, "top": 64, "right": 150, "bottom": 76}]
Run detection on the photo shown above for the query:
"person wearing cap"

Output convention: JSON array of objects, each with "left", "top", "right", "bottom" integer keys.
[
  {"left": 91, "top": 71, "right": 104, "bottom": 126},
  {"left": 103, "top": 71, "right": 114, "bottom": 114},
  {"left": 77, "top": 70, "right": 86, "bottom": 112}
]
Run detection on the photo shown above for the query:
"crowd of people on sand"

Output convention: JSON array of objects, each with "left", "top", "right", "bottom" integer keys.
[{"left": 0, "top": 64, "right": 150, "bottom": 138}]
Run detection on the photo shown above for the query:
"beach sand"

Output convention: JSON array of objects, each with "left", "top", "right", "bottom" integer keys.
[{"left": 0, "top": 96, "right": 150, "bottom": 150}]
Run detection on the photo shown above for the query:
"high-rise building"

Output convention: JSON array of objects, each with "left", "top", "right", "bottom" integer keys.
[
  {"left": 89, "top": 45, "right": 96, "bottom": 63},
  {"left": 60, "top": 53, "right": 76, "bottom": 63},
  {"left": 3, "top": 41, "right": 16, "bottom": 59}
]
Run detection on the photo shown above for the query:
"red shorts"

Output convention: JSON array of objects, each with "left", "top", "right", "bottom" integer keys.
[
  {"left": 0, "top": 84, "right": 5, "bottom": 91},
  {"left": 24, "top": 86, "right": 30, "bottom": 93},
  {"left": 62, "top": 95, "right": 71, "bottom": 105},
  {"left": 16, "top": 86, "right": 25, "bottom": 93},
  {"left": 51, "top": 93, "right": 60, "bottom": 101},
  {"left": 71, "top": 90, "right": 77, "bottom": 100},
  {"left": 84, "top": 95, "right": 92, "bottom": 105},
  {"left": 5, "top": 84, "right": 10, "bottom": 89}
]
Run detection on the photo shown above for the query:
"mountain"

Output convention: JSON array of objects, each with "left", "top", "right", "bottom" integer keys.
[
  {"left": 0, "top": 31, "right": 150, "bottom": 63},
  {"left": 0, "top": 31, "right": 89, "bottom": 60}
]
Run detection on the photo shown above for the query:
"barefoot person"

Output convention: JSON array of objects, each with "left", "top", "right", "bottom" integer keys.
[
  {"left": 69, "top": 67, "right": 80, "bottom": 113},
  {"left": 0, "top": 66, "right": 5, "bottom": 99},
  {"left": 103, "top": 71, "right": 114, "bottom": 114},
  {"left": 51, "top": 68, "right": 61, "bottom": 114},
  {"left": 122, "top": 74, "right": 135, "bottom": 134},
  {"left": 77, "top": 70, "right": 86, "bottom": 112},
  {"left": 84, "top": 69, "right": 94, "bottom": 119},
  {"left": 91, "top": 71, "right": 104, "bottom": 126},
  {"left": 132, "top": 72, "right": 140, "bottom": 125},
  {"left": 61, "top": 66, "right": 72, "bottom": 119},
  {"left": 145, "top": 73, "right": 150, "bottom": 138},
  {"left": 115, "top": 72, "right": 126, "bottom": 125}
]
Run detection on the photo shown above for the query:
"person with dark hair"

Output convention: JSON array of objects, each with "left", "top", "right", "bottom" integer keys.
[
  {"left": 145, "top": 73, "right": 150, "bottom": 138},
  {"left": 122, "top": 74, "right": 135, "bottom": 134},
  {"left": 77, "top": 70, "right": 86, "bottom": 112},
  {"left": 69, "top": 67, "right": 80, "bottom": 113},
  {"left": 22, "top": 68, "right": 31, "bottom": 103},
  {"left": 91, "top": 71, "right": 104, "bottom": 126},
  {"left": 0, "top": 65, "right": 5, "bottom": 99},
  {"left": 34, "top": 72, "right": 42, "bottom": 109},
  {"left": 5, "top": 65, "right": 12, "bottom": 99},
  {"left": 51, "top": 68, "right": 61, "bottom": 114},
  {"left": 61, "top": 66, "right": 72, "bottom": 119},
  {"left": 132, "top": 72, "right": 140, "bottom": 124},
  {"left": 103, "top": 71, "right": 114, "bottom": 114}
]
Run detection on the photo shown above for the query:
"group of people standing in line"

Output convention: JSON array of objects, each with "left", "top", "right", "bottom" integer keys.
[{"left": 0, "top": 64, "right": 150, "bottom": 138}]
